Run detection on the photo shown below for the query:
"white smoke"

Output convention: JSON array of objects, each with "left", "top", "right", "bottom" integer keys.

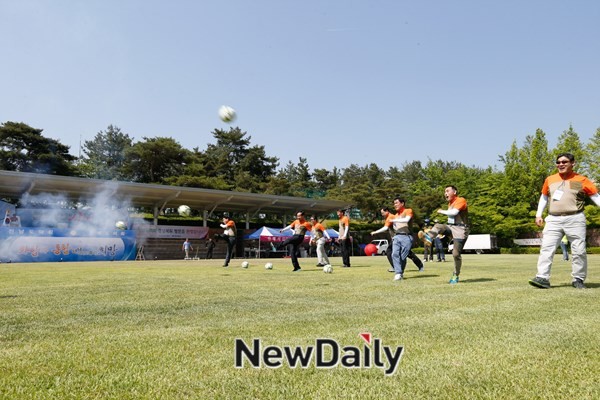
[
  {"left": 19, "top": 182, "right": 133, "bottom": 234},
  {"left": 0, "top": 182, "right": 159, "bottom": 262}
]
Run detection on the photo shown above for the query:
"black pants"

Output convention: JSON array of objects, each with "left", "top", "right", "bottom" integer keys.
[
  {"left": 280, "top": 235, "right": 304, "bottom": 270},
  {"left": 206, "top": 248, "right": 214, "bottom": 259},
  {"left": 224, "top": 236, "right": 236, "bottom": 266},
  {"left": 340, "top": 237, "right": 351, "bottom": 267}
]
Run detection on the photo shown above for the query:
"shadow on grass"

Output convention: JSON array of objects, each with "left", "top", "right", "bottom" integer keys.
[
  {"left": 460, "top": 278, "right": 496, "bottom": 283},
  {"left": 407, "top": 274, "right": 440, "bottom": 279},
  {"left": 0, "top": 295, "right": 18, "bottom": 299},
  {"left": 554, "top": 282, "right": 599, "bottom": 289}
]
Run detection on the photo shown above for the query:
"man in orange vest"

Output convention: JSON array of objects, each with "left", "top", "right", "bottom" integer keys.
[{"left": 280, "top": 211, "right": 312, "bottom": 272}]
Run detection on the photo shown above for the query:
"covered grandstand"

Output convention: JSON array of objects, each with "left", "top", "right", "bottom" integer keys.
[{"left": 0, "top": 171, "right": 348, "bottom": 262}]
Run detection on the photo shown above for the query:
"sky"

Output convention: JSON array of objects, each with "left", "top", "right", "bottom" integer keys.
[{"left": 1, "top": 0, "right": 599, "bottom": 172}]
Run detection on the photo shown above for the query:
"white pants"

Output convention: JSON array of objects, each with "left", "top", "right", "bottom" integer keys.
[
  {"left": 316, "top": 237, "right": 330, "bottom": 265},
  {"left": 536, "top": 213, "right": 587, "bottom": 281}
]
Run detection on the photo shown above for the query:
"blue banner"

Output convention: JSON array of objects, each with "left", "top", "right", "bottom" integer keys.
[{"left": 0, "top": 227, "right": 137, "bottom": 263}]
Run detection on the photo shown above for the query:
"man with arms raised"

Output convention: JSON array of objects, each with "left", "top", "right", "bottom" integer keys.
[
  {"left": 371, "top": 206, "right": 424, "bottom": 273},
  {"left": 426, "top": 186, "right": 469, "bottom": 284}
]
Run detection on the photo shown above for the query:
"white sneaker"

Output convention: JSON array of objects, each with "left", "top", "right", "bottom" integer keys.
[{"left": 393, "top": 274, "right": 403, "bottom": 281}]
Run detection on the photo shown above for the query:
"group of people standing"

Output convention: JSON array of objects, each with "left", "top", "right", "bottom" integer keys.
[
  {"left": 366, "top": 151, "right": 600, "bottom": 289},
  {"left": 181, "top": 215, "right": 234, "bottom": 264},
  {"left": 420, "top": 222, "right": 447, "bottom": 263},
  {"left": 180, "top": 187, "right": 469, "bottom": 284},
  {"left": 370, "top": 187, "right": 469, "bottom": 284},
  {"left": 182, "top": 209, "right": 352, "bottom": 272},
  {"left": 278, "top": 209, "right": 351, "bottom": 272},
  {"left": 179, "top": 152, "right": 599, "bottom": 289}
]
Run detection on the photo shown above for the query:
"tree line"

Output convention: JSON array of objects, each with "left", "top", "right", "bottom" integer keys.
[{"left": 1, "top": 121, "right": 599, "bottom": 244}]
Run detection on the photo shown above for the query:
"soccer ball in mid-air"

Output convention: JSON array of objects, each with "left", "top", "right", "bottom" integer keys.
[
  {"left": 115, "top": 221, "right": 127, "bottom": 230},
  {"left": 177, "top": 205, "right": 191, "bottom": 217},
  {"left": 265, "top": 262, "right": 273, "bottom": 270},
  {"left": 241, "top": 261, "right": 249, "bottom": 268},
  {"left": 218, "top": 105, "right": 236, "bottom": 123},
  {"left": 323, "top": 264, "right": 333, "bottom": 273}
]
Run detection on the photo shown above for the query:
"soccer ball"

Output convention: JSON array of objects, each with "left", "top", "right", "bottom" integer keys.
[
  {"left": 241, "top": 261, "right": 249, "bottom": 268},
  {"left": 177, "top": 205, "right": 191, "bottom": 217},
  {"left": 218, "top": 105, "right": 236, "bottom": 123},
  {"left": 323, "top": 264, "right": 333, "bottom": 273},
  {"left": 265, "top": 262, "right": 273, "bottom": 270},
  {"left": 115, "top": 221, "right": 127, "bottom": 230}
]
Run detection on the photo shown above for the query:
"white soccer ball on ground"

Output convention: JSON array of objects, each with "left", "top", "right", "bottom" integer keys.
[
  {"left": 323, "top": 264, "right": 333, "bottom": 273},
  {"left": 218, "top": 105, "right": 236, "bottom": 123},
  {"left": 265, "top": 262, "right": 273, "bottom": 270},
  {"left": 177, "top": 205, "right": 191, "bottom": 217},
  {"left": 115, "top": 221, "right": 127, "bottom": 230},
  {"left": 241, "top": 261, "right": 249, "bottom": 268}
]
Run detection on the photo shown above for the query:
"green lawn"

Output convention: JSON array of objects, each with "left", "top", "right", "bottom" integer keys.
[{"left": 1, "top": 255, "right": 599, "bottom": 399}]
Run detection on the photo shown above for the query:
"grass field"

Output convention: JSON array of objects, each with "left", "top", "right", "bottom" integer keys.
[{"left": 1, "top": 254, "right": 599, "bottom": 399}]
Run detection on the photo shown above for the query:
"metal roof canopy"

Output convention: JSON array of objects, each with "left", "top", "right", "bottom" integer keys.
[{"left": 0, "top": 170, "right": 348, "bottom": 220}]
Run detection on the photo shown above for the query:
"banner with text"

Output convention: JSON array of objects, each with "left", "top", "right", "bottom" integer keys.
[
  {"left": 0, "top": 227, "right": 137, "bottom": 262},
  {"left": 134, "top": 225, "right": 209, "bottom": 239}
]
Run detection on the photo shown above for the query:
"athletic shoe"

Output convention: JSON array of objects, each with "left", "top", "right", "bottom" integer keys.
[
  {"left": 293, "top": 267, "right": 302, "bottom": 272},
  {"left": 528, "top": 276, "right": 550, "bottom": 289},
  {"left": 393, "top": 274, "right": 403, "bottom": 281},
  {"left": 449, "top": 274, "right": 459, "bottom": 284},
  {"left": 418, "top": 266, "right": 424, "bottom": 272},
  {"left": 342, "top": 265, "right": 350, "bottom": 268},
  {"left": 222, "top": 264, "right": 228, "bottom": 267},
  {"left": 572, "top": 279, "right": 586, "bottom": 289},
  {"left": 387, "top": 268, "right": 395, "bottom": 273},
  {"left": 316, "top": 263, "right": 324, "bottom": 267}
]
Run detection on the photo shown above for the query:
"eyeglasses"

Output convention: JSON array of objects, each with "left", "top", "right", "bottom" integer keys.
[{"left": 556, "top": 160, "right": 570, "bottom": 165}]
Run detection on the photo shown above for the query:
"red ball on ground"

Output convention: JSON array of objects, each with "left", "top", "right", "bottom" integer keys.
[{"left": 364, "top": 243, "right": 378, "bottom": 256}]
